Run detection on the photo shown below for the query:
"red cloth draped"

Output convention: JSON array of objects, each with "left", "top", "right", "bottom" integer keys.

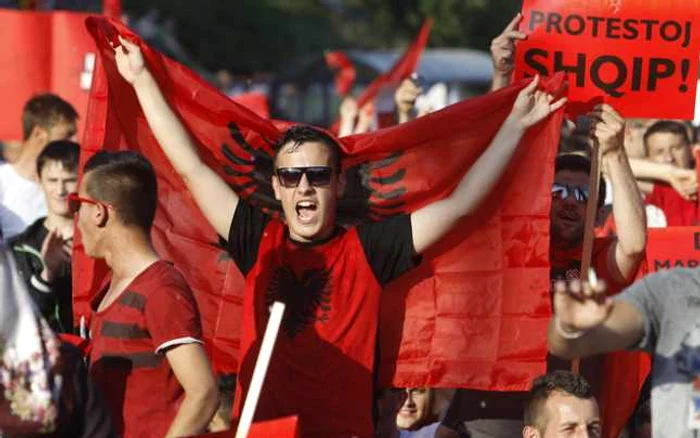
[{"left": 76, "top": 16, "right": 564, "bottom": 391}]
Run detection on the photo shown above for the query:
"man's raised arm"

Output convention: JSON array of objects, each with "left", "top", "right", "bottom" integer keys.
[
  {"left": 590, "top": 105, "right": 646, "bottom": 282},
  {"left": 115, "top": 36, "right": 239, "bottom": 238},
  {"left": 410, "top": 76, "right": 566, "bottom": 254}
]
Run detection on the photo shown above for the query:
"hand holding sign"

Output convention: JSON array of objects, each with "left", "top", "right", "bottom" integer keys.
[
  {"left": 588, "top": 104, "right": 625, "bottom": 156},
  {"left": 491, "top": 13, "right": 528, "bottom": 76}
]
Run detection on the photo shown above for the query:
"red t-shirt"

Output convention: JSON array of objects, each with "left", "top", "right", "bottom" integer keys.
[
  {"left": 227, "top": 202, "right": 417, "bottom": 438},
  {"left": 550, "top": 236, "right": 630, "bottom": 296},
  {"left": 645, "top": 182, "right": 700, "bottom": 227},
  {"left": 88, "top": 260, "right": 202, "bottom": 438}
]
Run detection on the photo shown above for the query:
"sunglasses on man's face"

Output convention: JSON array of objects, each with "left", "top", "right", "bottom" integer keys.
[
  {"left": 67, "top": 193, "right": 113, "bottom": 214},
  {"left": 551, "top": 183, "right": 589, "bottom": 203},
  {"left": 275, "top": 166, "right": 334, "bottom": 188}
]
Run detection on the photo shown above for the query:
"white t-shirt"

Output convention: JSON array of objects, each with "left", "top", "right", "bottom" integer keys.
[{"left": 0, "top": 163, "right": 46, "bottom": 240}]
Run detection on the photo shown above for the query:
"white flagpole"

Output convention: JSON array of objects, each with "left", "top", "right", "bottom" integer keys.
[{"left": 234, "top": 301, "right": 286, "bottom": 438}]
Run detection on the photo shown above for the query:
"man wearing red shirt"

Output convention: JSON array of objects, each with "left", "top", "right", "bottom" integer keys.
[
  {"left": 73, "top": 151, "right": 219, "bottom": 438},
  {"left": 115, "top": 35, "right": 565, "bottom": 437},
  {"left": 641, "top": 121, "right": 699, "bottom": 226}
]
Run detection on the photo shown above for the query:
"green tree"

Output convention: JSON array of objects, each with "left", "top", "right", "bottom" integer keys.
[{"left": 123, "top": 0, "right": 521, "bottom": 74}]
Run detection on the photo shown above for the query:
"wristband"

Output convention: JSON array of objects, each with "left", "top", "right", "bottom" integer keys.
[{"left": 554, "top": 316, "right": 586, "bottom": 340}]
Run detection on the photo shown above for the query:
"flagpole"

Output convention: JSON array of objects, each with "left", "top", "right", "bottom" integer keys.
[
  {"left": 572, "top": 139, "right": 602, "bottom": 375},
  {"left": 235, "top": 301, "right": 286, "bottom": 438}
]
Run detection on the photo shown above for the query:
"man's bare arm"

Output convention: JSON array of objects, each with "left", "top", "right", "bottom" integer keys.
[
  {"left": 411, "top": 77, "right": 566, "bottom": 255},
  {"left": 164, "top": 343, "right": 219, "bottom": 437},
  {"left": 548, "top": 280, "right": 644, "bottom": 359},
  {"left": 115, "top": 36, "right": 239, "bottom": 238},
  {"left": 590, "top": 106, "right": 646, "bottom": 281},
  {"left": 629, "top": 157, "right": 698, "bottom": 201}
]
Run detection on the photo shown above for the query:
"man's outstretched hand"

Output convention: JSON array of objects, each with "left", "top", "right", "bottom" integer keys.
[
  {"left": 553, "top": 279, "right": 612, "bottom": 333},
  {"left": 508, "top": 75, "right": 567, "bottom": 129},
  {"left": 114, "top": 35, "right": 147, "bottom": 84}
]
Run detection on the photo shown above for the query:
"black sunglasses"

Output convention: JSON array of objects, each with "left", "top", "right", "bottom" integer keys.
[
  {"left": 552, "top": 183, "right": 589, "bottom": 203},
  {"left": 275, "top": 166, "right": 334, "bottom": 188}
]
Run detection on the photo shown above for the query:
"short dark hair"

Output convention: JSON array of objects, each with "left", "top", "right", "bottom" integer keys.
[
  {"left": 36, "top": 140, "right": 80, "bottom": 177},
  {"left": 274, "top": 125, "right": 343, "bottom": 172},
  {"left": 643, "top": 120, "right": 690, "bottom": 155},
  {"left": 22, "top": 94, "right": 78, "bottom": 141},
  {"left": 83, "top": 151, "right": 158, "bottom": 232},
  {"left": 524, "top": 371, "right": 592, "bottom": 432},
  {"left": 554, "top": 154, "right": 606, "bottom": 209}
]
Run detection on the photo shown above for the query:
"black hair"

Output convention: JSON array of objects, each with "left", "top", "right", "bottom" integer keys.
[
  {"left": 22, "top": 94, "right": 78, "bottom": 141},
  {"left": 36, "top": 140, "right": 80, "bottom": 177},
  {"left": 83, "top": 151, "right": 158, "bottom": 232},
  {"left": 524, "top": 371, "right": 593, "bottom": 431},
  {"left": 274, "top": 125, "right": 343, "bottom": 172},
  {"left": 643, "top": 120, "right": 691, "bottom": 155},
  {"left": 554, "top": 154, "right": 606, "bottom": 209}
]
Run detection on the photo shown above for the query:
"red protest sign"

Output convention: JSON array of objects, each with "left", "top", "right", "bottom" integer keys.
[
  {"left": 646, "top": 227, "right": 700, "bottom": 273},
  {"left": 514, "top": 0, "right": 700, "bottom": 119}
]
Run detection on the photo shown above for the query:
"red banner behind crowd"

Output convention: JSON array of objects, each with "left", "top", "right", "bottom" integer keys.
[
  {"left": 0, "top": 10, "right": 96, "bottom": 141},
  {"left": 75, "top": 16, "right": 564, "bottom": 390},
  {"left": 514, "top": 0, "right": 700, "bottom": 119}
]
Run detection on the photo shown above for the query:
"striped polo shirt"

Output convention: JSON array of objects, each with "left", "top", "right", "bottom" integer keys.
[{"left": 89, "top": 260, "right": 202, "bottom": 438}]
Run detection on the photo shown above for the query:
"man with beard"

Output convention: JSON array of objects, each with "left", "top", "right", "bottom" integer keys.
[{"left": 439, "top": 105, "right": 646, "bottom": 437}]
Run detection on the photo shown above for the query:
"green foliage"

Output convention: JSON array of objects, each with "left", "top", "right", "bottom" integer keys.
[{"left": 123, "top": 0, "right": 521, "bottom": 74}]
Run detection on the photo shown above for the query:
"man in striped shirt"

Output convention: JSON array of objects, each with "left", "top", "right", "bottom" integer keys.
[{"left": 73, "top": 151, "right": 219, "bottom": 438}]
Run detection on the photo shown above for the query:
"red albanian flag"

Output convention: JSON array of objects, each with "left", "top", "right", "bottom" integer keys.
[
  {"left": 331, "top": 19, "right": 432, "bottom": 133},
  {"left": 325, "top": 51, "right": 356, "bottom": 97},
  {"left": 76, "top": 16, "right": 564, "bottom": 390}
]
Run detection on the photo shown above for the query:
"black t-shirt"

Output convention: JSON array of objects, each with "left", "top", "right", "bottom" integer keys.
[{"left": 226, "top": 201, "right": 418, "bottom": 286}]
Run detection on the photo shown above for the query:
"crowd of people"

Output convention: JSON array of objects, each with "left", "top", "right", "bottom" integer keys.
[{"left": 0, "top": 12, "right": 699, "bottom": 438}]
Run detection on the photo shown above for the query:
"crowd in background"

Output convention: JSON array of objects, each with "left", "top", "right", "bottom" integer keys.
[{"left": 0, "top": 11, "right": 699, "bottom": 438}]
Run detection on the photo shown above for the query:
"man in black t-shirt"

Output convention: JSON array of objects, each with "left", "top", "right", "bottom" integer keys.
[
  {"left": 10, "top": 141, "right": 79, "bottom": 333},
  {"left": 115, "top": 36, "right": 565, "bottom": 437}
]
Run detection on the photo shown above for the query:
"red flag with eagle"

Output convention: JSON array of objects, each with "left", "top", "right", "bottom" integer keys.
[{"left": 75, "top": 14, "right": 564, "bottom": 399}]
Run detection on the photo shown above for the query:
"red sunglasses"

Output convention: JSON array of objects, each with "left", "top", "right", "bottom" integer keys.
[{"left": 67, "top": 193, "right": 113, "bottom": 214}]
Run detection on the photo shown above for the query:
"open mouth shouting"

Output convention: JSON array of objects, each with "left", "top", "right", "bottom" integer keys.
[{"left": 295, "top": 199, "right": 319, "bottom": 224}]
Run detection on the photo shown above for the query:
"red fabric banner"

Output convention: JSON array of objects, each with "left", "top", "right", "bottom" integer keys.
[
  {"left": 356, "top": 18, "right": 432, "bottom": 110},
  {"left": 514, "top": 0, "right": 700, "bottom": 119},
  {"left": 232, "top": 92, "right": 270, "bottom": 119},
  {"left": 324, "top": 51, "right": 356, "bottom": 96},
  {"left": 76, "top": 16, "right": 564, "bottom": 390},
  {"left": 330, "top": 19, "right": 432, "bottom": 133},
  {"left": 0, "top": 10, "right": 96, "bottom": 140}
]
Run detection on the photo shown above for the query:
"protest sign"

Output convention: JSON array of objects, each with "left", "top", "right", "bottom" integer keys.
[
  {"left": 515, "top": 0, "right": 700, "bottom": 119},
  {"left": 646, "top": 227, "right": 700, "bottom": 273}
]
